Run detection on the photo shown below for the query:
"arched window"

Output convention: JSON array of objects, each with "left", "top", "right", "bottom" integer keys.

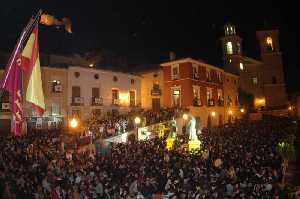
[
  {"left": 266, "top": 37, "right": 274, "bottom": 51},
  {"left": 226, "top": 42, "right": 233, "bottom": 54}
]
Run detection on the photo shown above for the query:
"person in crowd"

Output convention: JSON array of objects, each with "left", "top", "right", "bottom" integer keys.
[{"left": 0, "top": 115, "right": 296, "bottom": 198}]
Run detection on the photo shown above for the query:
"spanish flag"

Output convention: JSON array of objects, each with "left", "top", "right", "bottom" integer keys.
[{"left": 21, "top": 25, "right": 45, "bottom": 116}]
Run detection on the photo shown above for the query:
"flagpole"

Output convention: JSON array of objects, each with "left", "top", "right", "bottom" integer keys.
[{"left": 0, "top": 9, "right": 43, "bottom": 98}]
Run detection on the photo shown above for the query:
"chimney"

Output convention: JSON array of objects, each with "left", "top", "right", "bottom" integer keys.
[{"left": 169, "top": 51, "right": 176, "bottom": 61}]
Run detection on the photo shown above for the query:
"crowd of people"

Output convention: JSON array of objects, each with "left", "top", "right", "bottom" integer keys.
[
  {"left": 0, "top": 116, "right": 298, "bottom": 199},
  {"left": 86, "top": 108, "right": 184, "bottom": 139}
]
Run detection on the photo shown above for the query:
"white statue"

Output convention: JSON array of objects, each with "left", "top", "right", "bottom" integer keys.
[{"left": 188, "top": 115, "right": 198, "bottom": 141}]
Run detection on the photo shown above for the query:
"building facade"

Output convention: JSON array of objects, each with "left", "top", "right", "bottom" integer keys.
[
  {"left": 68, "top": 66, "right": 141, "bottom": 121},
  {"left": 0, "top": 65, "right": 141, "bottom": 129},
  {"left": 140, "top": 58, "right": 240, "bottom": 127},
  {"left": 140, "top": 68, "right": 164, "bottom": 111},
  {"left": 221, "top": 23, "right": 287, "bottom": 110}
]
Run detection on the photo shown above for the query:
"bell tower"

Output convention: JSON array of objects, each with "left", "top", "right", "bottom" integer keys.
[
  {"left": 221, "top": 23, "right": 243, "bottom": 75},
  {"left": 256, "top": 29, "right": 287, "bottom": 108}
]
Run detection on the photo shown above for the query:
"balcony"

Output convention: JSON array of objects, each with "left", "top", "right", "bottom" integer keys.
[
  {"left": 207, "top": 99, "right": 215, "bottom": 106},
  {"left": 193, "top": 73, "right": 200, "bottom": 80},
  {"left": 71, "top": 97, "right": 84, "bottom": 106},
  {"left": 172, "top": 74, "right": 180, "bottom": 80},
  {"left": 0, "top": 102, "right": 10, "bottom": 112},
  {"left": 217, "top": 98, "right": 224, "bottom": 106},
  {"left": 112, "top": 99, "right": 120, "bottom": 106},
  {"left": 91, "top": 97, "right": 103, "bottom": 106},
  {"left": 52, "top": 84, "right": 63, "bottom": 93},
  {"left": 193, "top": 98, "right": 202, "bottom": 107}
]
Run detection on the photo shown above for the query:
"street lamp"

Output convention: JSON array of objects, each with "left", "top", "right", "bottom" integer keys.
[
  {"left": 240, "top": 108, "right": 245, "bottom": 113},
  {"left": 134, "top": 116, "right": 141, "bottom": 125},
  {"left": 183, "top": 113, "right": 188, "bottom": 120},
  {"left": 70, "top": 118, "right": 78, "bottom": 129},
  {"left": 228, "top": 110, "right": 233, "bottom": 115},
  {"left": 211, "top": 111, "right": 216, "bottom": 117}
]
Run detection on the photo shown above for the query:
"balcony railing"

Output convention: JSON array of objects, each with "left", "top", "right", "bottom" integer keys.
[
  {"left": 71, "top": 97, "right": 84, "bottom": 106},
  {"left": 193, "top": 73, "right": 200, "bottom": 80},
  {"left": 112, "top": 99, "right": 120, "bottom": 106},
  {"left": 91, "top": 97, "right": 103, "bottom": 106},
  {"left": 193, "top": 98, "right": 202, "bottom": 107},
  {"left": 0, "top": 102, "right": 10, "bottom": 112},
  {"left": 207, "top": 99, "right": 215, "bottom": 106},
  {"left": 151, "top": 88, "right": 162, "bottom": 96},
  {"left": 217, "top": 98, "right": 224, "bottom": 106}
]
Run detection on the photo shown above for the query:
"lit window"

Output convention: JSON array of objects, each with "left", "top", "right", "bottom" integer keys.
[
  {"left": 52, "top": 80, "right": 62, "bottom": 93},
  {"left": 240, "top": 62, "right": 244, "bottom": 70},
  {"left": 266, "top": 37, "right": 274, "bottom": 51},
  {"left": 172, "top": 88, "right": 181, "bottom": 107},
  {"left": 226, "top": 42, "right": 233, "bottom": 54},
  {"left": 229, "top": 59, "right": 232, "bottom": 63},
  {"left": 112, "top": 89, "right": 119, "bottom": 105},
  {"left": 252, "top": 77, "right": 258, "bottom": 85}
]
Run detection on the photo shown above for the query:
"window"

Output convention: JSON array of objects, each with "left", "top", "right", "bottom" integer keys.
[
  {"left": 234, "top": 80, "right": 237, "bottom": 85},
  {"left": 72, "top": 86, "right": 80, "bottom": 97},
  {"left": 227, "top": 96, "right": 232, "bottom": 107},
  {"left": 113, "top": 76, "right": 118, "bottom": 82},
  {"left": 171, "top": 87, "right": 181, "bottom": 107},
  {"left": 206, "top": 69, "right": 211, "bottom": 81},
  {"left": 235, "top": 96, "right": 239, "bottom": 106},
  {"left": 266, "top": 37, "right": 274, "bottom": 51},
  {"left": 226, "top": 42, "right": 233, "bottom": 54},
  {"left": 192, "top": 64, "right": 199, "bottom": 79},
  {"left": 171, "top": 64, "right": 179, "bottom": 80},
  {"left": 94, "top": 74, "right": 99, "bottom": 79},
  {"left": 217, "top": 72, "right": 222, "bottom": 83},
  {"left": 239, "top": 62, "right": 244, "bottom": 70},
  {"left": 74, "top": 72, "right": 80, "bottom": 78},
  {"left": 252, "top": 77, "right": 258, "bottom": 85},
  {"left": 272, "top": 76, "right": 277, "bottom": 84},
  {"left": 72, "top": 110, "right": 80, "bottom": 118},
  {"left": 51, "top": 103, "right": 60, "bottom": 116},
  {"left": 129, "top": 91, "right": 136, "bottom": 106},
  {"left": 193, "top": 86, "right": 201, "bottom": 106},
  {"left": 206, "top": 88, "right": 213, "bottom": 104},
  {"left": 131, "top": 79, "right": 135, "bottom": 84},
  {"left": 52, "top": 80, "right": 62, "bottom": 93},
  {"left": 217, "top": 89, "right": 223, "bottom": 100},
  {"left": 92, "top": 88, "right": 100, "bottom": 100},
  {"left": 112, "top": 89, "right": 119, "bottom": 105}
]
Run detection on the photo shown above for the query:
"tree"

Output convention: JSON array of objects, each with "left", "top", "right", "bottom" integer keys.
[{"left": 276, "top": 136, "right": 296, "bottom": 186}]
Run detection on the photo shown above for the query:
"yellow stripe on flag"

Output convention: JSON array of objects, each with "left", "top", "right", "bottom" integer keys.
[
  {"left": 25, "top": 56, "right": 45, "bottom": 111},
  {"left": 22, "top": 33, "right": 35, "bottom": 59}
]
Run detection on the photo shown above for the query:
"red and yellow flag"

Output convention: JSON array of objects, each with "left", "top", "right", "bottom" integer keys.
[{"left": 21, "top": 25, "right": 45, "bottom": 116}]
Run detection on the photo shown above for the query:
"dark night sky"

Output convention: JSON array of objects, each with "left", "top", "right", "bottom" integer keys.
[{"left": 0, "top": 1, "right": 299, "bottom": 93}]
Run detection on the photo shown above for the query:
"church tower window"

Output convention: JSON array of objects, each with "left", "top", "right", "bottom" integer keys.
[
  {"left": 266, "top": 37, "right": 274, "bottom": 51},
  {"left": 226, "top": 42, "right": 233, "bottom": 54}
]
